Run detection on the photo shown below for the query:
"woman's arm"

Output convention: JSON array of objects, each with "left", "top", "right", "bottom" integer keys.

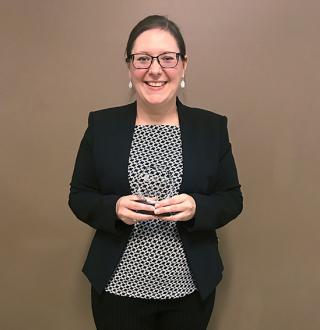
[
  {"left": 68, "top": 113, "right": 123, "bottom": 234},
  {"left": 187, "top": 116, "right": 243, "bottom": 231},
  {"left": 149, "top": 115, "right": 243, "bottom": 232}
]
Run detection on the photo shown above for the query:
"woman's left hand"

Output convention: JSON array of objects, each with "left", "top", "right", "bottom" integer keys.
[{"left": 154, "top": 193, "right": 196, "bottom": 222}]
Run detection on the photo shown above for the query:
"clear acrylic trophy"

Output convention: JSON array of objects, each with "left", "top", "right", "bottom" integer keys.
[{"left": 135, "top": 165, "right": 175, "bottom": 216}]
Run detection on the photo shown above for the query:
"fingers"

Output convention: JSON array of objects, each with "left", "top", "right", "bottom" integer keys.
[
  {"left": 155, "top": 194, "right": 185, "bottom": 208},
  {"left": 116, "top": 195, "right": 157, "bottom": 225},
  {"left": 154, "top": 194, "right": 196, "bottom": 222},
  {"left": 118, "top": 195, "right": 155, "bottom": 212},
  {"left": 126, "top": 209, "right": 156, "bottom": 221},
  {"left": 116, "top": 194, "right": 196, "bottom": 225},
  {"left": 157, "top": 211, "right": 189, "bottom": 222},
  {"left": 154, "top": 202, "right": 184, "bottom": 216},
  {"left": 129, "top": 200, "right": 156, "bottom": 213}
]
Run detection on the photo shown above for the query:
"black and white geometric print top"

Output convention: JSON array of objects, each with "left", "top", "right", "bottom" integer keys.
[{"left": 105, "top": 125, "right": 197, "bottom": 299}]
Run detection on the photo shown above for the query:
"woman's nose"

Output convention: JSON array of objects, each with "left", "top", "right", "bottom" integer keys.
[{"left": 148, "top": 58, "right": 162, "bottom": 74}]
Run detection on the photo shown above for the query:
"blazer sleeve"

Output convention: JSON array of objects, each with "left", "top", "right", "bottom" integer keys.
[
  {"left": 188, "top": 116, "right": 243, "bottom": 232},
  {"left": 68, "top": 112, "right": 123, "bottom": 235}
]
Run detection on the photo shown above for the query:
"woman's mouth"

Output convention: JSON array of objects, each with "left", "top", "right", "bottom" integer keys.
[{"left": 144, "top": 81, "right": 167, "bottom": 88}]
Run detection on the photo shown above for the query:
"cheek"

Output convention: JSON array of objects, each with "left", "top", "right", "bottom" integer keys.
[
  {"left": 168, "top": 72, "right": 182, "bottom": 85},
  {"left": 168, "top": 67, "right": 184, "bottom": 81},
  {"left": 130, "top": 69, "right": 145, "bottom": 82}
]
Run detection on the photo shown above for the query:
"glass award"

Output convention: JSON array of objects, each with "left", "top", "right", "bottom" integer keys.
[{"left": 135, "top": 165, "right": 175, "bottom": 216}]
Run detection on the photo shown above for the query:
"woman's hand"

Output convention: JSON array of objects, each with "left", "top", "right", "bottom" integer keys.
[
  {"left": 154, "top": 194, "right": 196, "bottom": 222},
  {"left": 116, "top": 195, "right": 156, "bottom": 225}
]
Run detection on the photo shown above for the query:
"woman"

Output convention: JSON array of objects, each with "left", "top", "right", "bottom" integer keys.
[{"left": 69, "top": 15, "right": 243, "bottom": 330}]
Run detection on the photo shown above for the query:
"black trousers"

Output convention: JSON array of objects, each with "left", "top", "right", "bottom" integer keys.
[{"left": 91, "top": 287, "right": 215, "bottom": 330}]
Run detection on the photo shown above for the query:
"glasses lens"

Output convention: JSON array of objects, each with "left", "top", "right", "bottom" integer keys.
[
  {"left": 133, "top": 54, "right": 151, "bottom": 68},
  {"left": 159, "top": 53, "right": 178, "bottom": 68}
]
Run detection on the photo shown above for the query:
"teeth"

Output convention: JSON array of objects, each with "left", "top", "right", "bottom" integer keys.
[{"left": 146, "top": 82, "right": 166, "bottom": 87}]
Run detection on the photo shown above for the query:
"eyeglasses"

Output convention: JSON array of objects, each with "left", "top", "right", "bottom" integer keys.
[{"left": 127, "top": 52, "right": 182, "bottom": 69}]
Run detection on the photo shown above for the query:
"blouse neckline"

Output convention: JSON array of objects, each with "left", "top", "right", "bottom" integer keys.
[{"left": 135, "top": 124, "right": 180, "bottom": 128}]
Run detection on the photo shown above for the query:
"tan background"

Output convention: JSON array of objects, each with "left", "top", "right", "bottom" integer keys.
[{"left": 1, "top": 0, "right": 319, "bottom": 329}]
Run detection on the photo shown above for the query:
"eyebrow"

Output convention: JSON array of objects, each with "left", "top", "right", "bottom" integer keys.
[{"left": 131, "top": 51, "right": 178, "bottom": 55}]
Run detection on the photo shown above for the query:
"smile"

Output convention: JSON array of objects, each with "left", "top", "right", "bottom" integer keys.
[{"left": 144, "top": 81, "right": 167, "bottom": 87}]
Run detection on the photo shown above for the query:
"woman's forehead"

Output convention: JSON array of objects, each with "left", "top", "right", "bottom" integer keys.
[{"left": 132, "top": 28, "right": 179, "bottom": 54}]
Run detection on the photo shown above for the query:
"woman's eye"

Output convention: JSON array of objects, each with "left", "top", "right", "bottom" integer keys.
[
  {"left": 161, "top": 56, "right": 174, "bottom": 62},
  {"left": 136, "top": 56, "right": 150, "bottom": 62}
]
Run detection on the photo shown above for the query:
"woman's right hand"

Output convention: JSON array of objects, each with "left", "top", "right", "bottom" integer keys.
[{"left": 116, "top": 195, "right": 156, "bottom": 225}]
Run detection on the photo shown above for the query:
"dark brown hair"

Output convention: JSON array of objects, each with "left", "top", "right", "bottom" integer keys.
[{"left": 125, "top": 15, "right": 186, "bottom": 61}]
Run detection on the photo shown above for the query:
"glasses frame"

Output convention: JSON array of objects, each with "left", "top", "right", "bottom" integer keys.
[{"left": 127, "top": 52, "right": 182, "bottom": 69}]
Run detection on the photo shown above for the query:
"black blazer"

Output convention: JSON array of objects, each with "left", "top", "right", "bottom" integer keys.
[{"left": 68, "top": 98, "right": 243, "bottom": 301}]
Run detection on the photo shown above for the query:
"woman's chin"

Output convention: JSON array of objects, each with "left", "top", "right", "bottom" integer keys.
[{"left": 141, "top": 95, "right": 173, "bottom": 107}]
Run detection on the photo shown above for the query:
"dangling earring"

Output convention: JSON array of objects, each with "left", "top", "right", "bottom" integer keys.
[
  {"left": 180, "top": 78, "right": 185, "bottom": 89},
  {"left": 128, "top": 81, "right": 133, "bottom": 89}
]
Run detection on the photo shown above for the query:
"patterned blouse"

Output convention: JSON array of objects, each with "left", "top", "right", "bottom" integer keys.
[{"left": 105, "top": 125, "right": 197, "bottom": 299}]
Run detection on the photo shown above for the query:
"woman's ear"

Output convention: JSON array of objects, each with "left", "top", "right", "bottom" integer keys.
[
  {"left": 128, "top": 66, "right": 132, "bottom": 81},
  {"left": 182, "top": 55, "right": 188, "bottom": 73},
  {"left": 127, "top": 66, "right": 134, "bottom": 89}
]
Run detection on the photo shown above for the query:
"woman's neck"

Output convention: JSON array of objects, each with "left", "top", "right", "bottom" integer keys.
[{"left": 135, "top": 99, "right": 179, "bottom": 125}]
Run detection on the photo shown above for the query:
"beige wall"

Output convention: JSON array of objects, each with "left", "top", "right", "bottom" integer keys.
[{"left": 1, "top": 0, "right": 319, "bottom": 329}]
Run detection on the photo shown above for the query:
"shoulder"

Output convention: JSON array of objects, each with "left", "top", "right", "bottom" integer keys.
[
  {"left": 179, "top": 101, "right": 227, "bottom": 129},
  {"left": 89, "top": 102, "right": 135, "bottom": 121},
  {"left": 184, "top": 104, "right": 225, "bottom": 119},
  {"left": 86, "top": 102, "right": 136, "bottom": 133}
]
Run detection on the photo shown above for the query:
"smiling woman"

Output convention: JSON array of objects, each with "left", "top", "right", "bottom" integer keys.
[
  {"left": 68, "top": 15, "right": 243, "bottom": 330},
  {"left": 127, "top": 26, "right": 187, "bottom": 124}
]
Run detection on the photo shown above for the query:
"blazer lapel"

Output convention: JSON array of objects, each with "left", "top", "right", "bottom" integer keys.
[
  {"left": 177, "top": 99, "right": 196, "bottom": 194},
  {"left": 109, "top": 102, "right": 137, "bottom": 195},
  {"left": 113, "top": 99, "right": 197, "bottom": 195}
]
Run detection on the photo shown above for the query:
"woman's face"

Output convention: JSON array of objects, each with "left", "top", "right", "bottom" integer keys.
[{"left": 128, "top": 28, "right": 187, "bottom": 108}]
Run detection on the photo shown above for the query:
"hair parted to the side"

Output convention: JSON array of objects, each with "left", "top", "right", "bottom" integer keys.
[{"left": 125, "top": 15, "right": 186, "bottom": 62}]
